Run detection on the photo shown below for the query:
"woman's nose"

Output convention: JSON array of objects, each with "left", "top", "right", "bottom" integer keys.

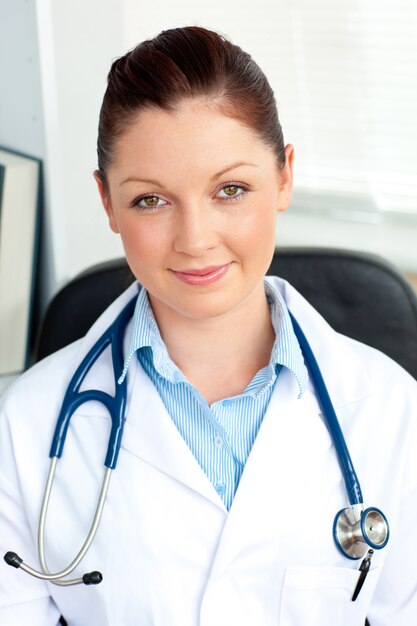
[{"left": 173, "top": 205, "right": 218, "bottom": 257}]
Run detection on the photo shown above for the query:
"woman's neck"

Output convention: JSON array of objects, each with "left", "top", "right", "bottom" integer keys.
[{"left": 149, "top": 284, "right": 275, "bottom": 404}]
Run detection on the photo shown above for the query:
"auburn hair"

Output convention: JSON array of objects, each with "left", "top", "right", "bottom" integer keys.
[{"left": 97, "top": 26, "right": 285, "bottom": 189}]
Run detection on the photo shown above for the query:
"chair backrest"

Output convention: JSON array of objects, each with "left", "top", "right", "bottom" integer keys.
[{"left": 34, "top": 247, "right": 417, "bottom": 379}]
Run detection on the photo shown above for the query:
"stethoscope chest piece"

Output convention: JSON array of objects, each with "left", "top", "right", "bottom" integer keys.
[{"left": 333, "top": 506, "right": 389, "bottom": 559}]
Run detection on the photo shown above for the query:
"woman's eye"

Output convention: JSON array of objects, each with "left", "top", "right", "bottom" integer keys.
[
  {"left": 133, "top": 195, "right": 167, "bottom": 209},
  {"left": 217, "top": 184, "right": 247, "bottom": 201}
]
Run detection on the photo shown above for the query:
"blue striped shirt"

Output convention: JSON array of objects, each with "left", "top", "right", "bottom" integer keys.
[{"left": 119, "top": 280, "right": 308, "bottom": 509}]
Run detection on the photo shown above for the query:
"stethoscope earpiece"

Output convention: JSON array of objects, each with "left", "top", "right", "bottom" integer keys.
[
  {"left": 334, "top": 506, "right": 389, "bottom": 560},
  {"left": 83, "top": 571, "right": 103, "bottom": 585}
]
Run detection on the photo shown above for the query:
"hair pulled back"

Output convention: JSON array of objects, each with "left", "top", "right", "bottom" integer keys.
[{"left": 97, "top": 26, "right": 285, "bottom": 188}]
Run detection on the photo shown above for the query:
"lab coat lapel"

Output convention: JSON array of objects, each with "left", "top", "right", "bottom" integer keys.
[
  {"left": 206, "top": 368, "right": 327, "bottom": 578},
  {"left": 121, "top": 357, "right": 227, "bottom": 510},
  {"left": 73, "top": 281, "right": 225, "bottom": 509},
  {"left": 207, "top": 280, "right": 373, "bottom": 579}
]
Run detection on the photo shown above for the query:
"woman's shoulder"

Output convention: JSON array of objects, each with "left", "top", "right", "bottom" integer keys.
[{"left": 0, "top": 339, "right": 82, "bottom": 420}]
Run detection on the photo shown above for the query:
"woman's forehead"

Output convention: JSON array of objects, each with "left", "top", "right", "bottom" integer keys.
[{"left": 111, "top": 101, "right": 277, "bottom": 182}]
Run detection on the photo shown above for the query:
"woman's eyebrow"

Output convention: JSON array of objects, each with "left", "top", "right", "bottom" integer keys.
[
  {"left": 120, "top": 161, "right": 258, "bottom": 187},
  {"left": 211, "top": 161, "right": 259, "bottom": 180},
  {"left": 120, "top": 176, "right": 163, "bottom": 187}
]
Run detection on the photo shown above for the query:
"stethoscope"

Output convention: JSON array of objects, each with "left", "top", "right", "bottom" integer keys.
[{"left": 4, "top": 294, "right": 389, "bottom": 587}]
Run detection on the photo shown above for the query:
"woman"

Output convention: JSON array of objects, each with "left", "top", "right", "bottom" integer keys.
[{"left": 1, "top": 26, "right": 416, "bottom": 626}]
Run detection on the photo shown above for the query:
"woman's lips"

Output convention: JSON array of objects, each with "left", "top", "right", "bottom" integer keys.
[{"left": 172, "top": 263, "right": 232, "bottom": 285}]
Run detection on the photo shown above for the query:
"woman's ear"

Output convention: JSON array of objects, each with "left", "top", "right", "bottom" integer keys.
[
  {"left": 93, "top": 170, "right": 120, "bottom": 233},
  {"left": 277, "top": 144, "right": 294, "bottom": 213}
]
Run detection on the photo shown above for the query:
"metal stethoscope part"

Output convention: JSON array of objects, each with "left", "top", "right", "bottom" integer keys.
[
  {"left": 4, "top": 295, "right": 390, "bottom": 586},
  {"left": 5, "top": 460, "right": 111, "bottom": 585},
  {"left": 334, "top": 505, "right": 389, "bottom": 559}
]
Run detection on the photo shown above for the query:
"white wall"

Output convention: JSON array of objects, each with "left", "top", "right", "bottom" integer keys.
[
  {"left": 0, "top": 0, "right": 125, "bottom": 309},
  {"left": 0, "top": 1, "right": 45, "bottom": 154},
  {"left": 39, "top": 0, "right": 125, "bottom": 294}
]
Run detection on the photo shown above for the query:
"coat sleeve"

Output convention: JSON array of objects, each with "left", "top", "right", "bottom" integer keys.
[
  {"left": 0, "top": 392, "right": 61, "bottom": 626},
  {"left": 367, "top": 392, "right": 417, "bottom": 626}
]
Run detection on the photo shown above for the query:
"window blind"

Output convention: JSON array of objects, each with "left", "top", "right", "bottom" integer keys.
[{"left": 266, "top": 0, "right": 417, "bottom": 219}]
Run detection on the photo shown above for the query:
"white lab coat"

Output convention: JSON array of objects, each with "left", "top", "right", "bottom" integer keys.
[{"left": 0, "top": 277, "right": 416, "bottom": 626}]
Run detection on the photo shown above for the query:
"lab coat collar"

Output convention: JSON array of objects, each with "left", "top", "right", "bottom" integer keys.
[
  {"left": 75, "top": 276, "right": 372, "bottom": 414},
  {"left": 72, "top": 276, "right": 372, "bottom": 509},
  {"left": 265, "top": 276, "right": 373, "bottom": 409},
  {"left": 73, "top": 281, "right": 140, "bottom": 361}
]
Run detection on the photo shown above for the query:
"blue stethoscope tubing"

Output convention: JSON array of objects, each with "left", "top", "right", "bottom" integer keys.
[
  {"left": 289, "top": 312, "right": 363, "bottom": 507},
  {"left": 4, "top": 294, "right": 389, "bottom": 585},
  {"left": 289, "top": 312, "right": 389, "bottom": 559},
  {"left": 51, "top": 295, "right": 136, "bottom": 469}
]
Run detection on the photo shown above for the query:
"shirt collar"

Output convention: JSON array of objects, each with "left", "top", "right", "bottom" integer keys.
[
  {"left": 117, "top": 285, "right": 183, "bottom": 384},
  {"left": 118, "top": 281, "right": 308, "bottom": 397}
]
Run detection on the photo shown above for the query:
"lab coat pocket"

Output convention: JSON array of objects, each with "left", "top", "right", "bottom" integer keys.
[{"left": 279, "top": 565, "right": 380, "bottom": 626}]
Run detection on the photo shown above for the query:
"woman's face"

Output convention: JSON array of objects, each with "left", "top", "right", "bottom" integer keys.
[{"left": 95, "top": 101, "right": 294, "bottom": 325}]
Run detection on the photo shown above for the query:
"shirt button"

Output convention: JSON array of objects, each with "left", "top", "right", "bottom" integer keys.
[
  {"left": 214, "top": 434, "right": 223, "bottom": 447},
  {"left": 215, "top": 483, "right": 225, "bottom": 495}
]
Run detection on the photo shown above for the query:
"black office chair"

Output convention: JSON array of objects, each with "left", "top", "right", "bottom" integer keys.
[
  {"left": 36, "top": 247, "right": 417, "bottom": 379},
  {"left": 40, "top": 248, "right": 417, "bottom": 626}
]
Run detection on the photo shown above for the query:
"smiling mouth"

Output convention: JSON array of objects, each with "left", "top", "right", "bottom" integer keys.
[{"left": 171, "top": 263, "right": 232, "bottom": 285}]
